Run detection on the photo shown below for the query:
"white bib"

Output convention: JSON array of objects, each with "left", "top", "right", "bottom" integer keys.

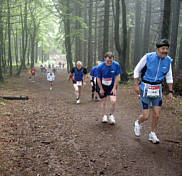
[
  {"left": 147, "top": 85, "right": 160, "bottom": 98},
  {"left": 76, "top": 81, "right": 82, "bottom": 86},
  {"left": 102, "top": 78, "right": 112, "bottom": 86}
]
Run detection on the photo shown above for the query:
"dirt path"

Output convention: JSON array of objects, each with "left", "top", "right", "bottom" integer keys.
[{"left": 0, "top": 70, "right": 181, "bottom": 176}]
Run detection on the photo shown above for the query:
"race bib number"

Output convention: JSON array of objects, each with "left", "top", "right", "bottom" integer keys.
[
  {"left": 76, "top": 81, "right": 82, "bottom": 86},
  {"left": 102, "top": 78, "right": 112, "bottom": 86},
  {"left": 147, "top": 85, "right": 160, "bottom": 98}
]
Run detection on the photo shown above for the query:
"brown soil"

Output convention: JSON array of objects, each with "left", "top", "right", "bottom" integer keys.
[{"left": 0, "top": 70, "right": 181, "bottom": 176}]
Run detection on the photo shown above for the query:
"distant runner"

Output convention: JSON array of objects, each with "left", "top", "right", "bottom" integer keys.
[
  {"left": 47, "top": 71, "right": 55, "bottom": 90},
  {"left": 90, "top": 62, "right": 99, "bottom": 101},
  {"left": 69, "top": 61, "right": 87, "bottom": 104}
]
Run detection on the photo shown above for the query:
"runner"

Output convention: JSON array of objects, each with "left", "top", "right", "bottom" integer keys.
[
  {"left": 97, "top": 52, "right": 122, "bottom": 124},
  {"left": 30, "top": 67, "right": 36, "bottom": 82},
  {"left": 133, "top": 39, "right": 173, "bottom": 144},
  {"left": 69, "top": 61, "right": 87, "bottom": 104},
  {"left": 47, "top": 71, "right": 55, "bottom": 90},
  {"left": 90, "top": 62, "right": 100, "bottom": 101}
]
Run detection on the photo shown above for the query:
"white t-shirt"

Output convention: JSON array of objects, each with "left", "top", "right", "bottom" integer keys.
[{"left": 47, "top": 72, "right": 55, "bottom": 81}]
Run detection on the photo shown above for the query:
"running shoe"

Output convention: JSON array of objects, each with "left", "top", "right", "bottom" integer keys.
[
  {"left": 102, "top": 115, "right": 108, "bottom": 123},
  {"left": 108, "top": 114, "right": 115, "bottom": 125},
  {"left": 134, "top": 120, "right": 142, "bottom": 136},
  {"left": 76, "top": 99, "right": 80, "bottom": 104},
  {"left": 149, "top": 132, "right": 160, "bottom": 144}
]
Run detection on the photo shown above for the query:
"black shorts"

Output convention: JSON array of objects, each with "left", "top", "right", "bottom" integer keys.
[{"left": 97, "top": 85, "right": 115, "bottom": 99}]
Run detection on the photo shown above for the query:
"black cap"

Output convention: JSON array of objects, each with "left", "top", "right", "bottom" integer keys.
[{"left": 156, "top": 39, "right": 170, "bottom": 48}]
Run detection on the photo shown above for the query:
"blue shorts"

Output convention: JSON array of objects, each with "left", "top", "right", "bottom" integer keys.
[
  {"left": 97, "top": 85, "right": 115, "bottom": 99},
  {"left": 140, "top": 92, "right": 162, "bottom": 110}
]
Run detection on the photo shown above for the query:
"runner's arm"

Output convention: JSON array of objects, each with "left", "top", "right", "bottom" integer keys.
[
  {"left": 134, "top": 55, "right": 147, "bottom": 80},
  {"left": 97, "top": 77, "right": 103, "bottom": 91},
  {"left": 165, "top": 64, "right": 173, "bottom": 102},
  {"left": 68, "top": 68, "right": 75, "bottom": 80},
  {"left": 134, "top": 55, "right": 147, "bottom": 94},
  {"left": 113, "top": 75, "right": 120, "bottom": 89}
]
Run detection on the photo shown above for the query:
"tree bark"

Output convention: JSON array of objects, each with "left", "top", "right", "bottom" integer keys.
[
  {"left": 169, "top": 0, "right": 180, "bottom": 67},
  {"left": 114, "top": 0, "right": 128, "bottom": 81},
  {"left": 7, "top": 0, "right": 12, "bottom": 76},
  {"left": 133, "top": 0, "right": 142, "bottom": 66},
  {"left": 142, "top": 0, "right": 151, "bottom": 55},
  {"left": 0, "top": 6, "right": 4, "bottom": 81},
  {"left": 87, "top": 0, "right": 93, "bottom": 71},
  {"left": 161, "top": 0, "right": 171, "bottom": 39},
  {"left": 103, "top": 0, "right": 110, "bottom": 56},
  {"left": 64, "top": 0, "right": 73, "bottom": 72},
  {"left": 178, "top": 37, "right": 182, "bottom": 70}
]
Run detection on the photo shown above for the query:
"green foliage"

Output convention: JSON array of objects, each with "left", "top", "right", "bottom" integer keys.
[{"left": 0, "top": 102, "right": 6, "bottom": 106}]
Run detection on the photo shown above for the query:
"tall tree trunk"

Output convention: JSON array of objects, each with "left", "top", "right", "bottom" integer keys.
[
  {"left": 161, "top": 0, "right": 171, "bottom": 39},
  {"left": 64, "top": 0, "right": 73, "bottom": 72},
  {"left": 114, "top": 0, "right": 128, "bottom": 81},
  {"left": 94, "top": 1, "right": 98, "bottom": 66},
  {"left": 83, "top": 0, "right": 88, "bottom": 66},
  {"left": 97, "top": 12, "right": 103, "bottom": 61},
  {"left": 87, "top": 0, "right": 93, "bottom": 71},
  {"left": 133, "top": 0, "right": 142, "bottom": 66},
  {"left": 13, "top": 28, "right": 19, "bottom": 71},
  {"left": 103, "top": 0, "right": 110, "bottom": 56},
  {"left": 120, "top": 0, "right": 128, "bottom": 81},
  {"left": 109, "top": 18, "right": 114, "bottom": 53},
  {"left": 7, "top": 0, "right": 12, "bottom": 76},
  {"left": 0, "top": 7, "right": 4, "bottom": 81},
  {"left": 16, "top": 2, "right": 28, "bottom": 75},
  {"left": 75, "top": 0, "right": 82, "bottom": 62},
  {"left": 35, "top": 41, "right": 38, "bottom": 63},
  {"left": 169, "top": 0, "right": 180, "bottom": 68},
  {"left": 178, "top": 37, "right": 182, "bottom": 70},
  {"left": 126, "top": 27, "right": 132, "bottom": 71},
  {"left": 142, "top": 0, "right": 151, "bottom": 55}
]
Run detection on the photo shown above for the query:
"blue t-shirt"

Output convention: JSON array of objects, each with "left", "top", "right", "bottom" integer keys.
[
  {"left": 71, "top": 67, "right": 87, "bottom": 81},
  {"left": 90, "top": 66, "right": 98, "bottom": 81},
  {"left": 97, "top": 61, "right": 122, "bottom": 86}
]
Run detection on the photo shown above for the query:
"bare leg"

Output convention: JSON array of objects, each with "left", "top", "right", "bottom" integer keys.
[
  {"left": 151, "top": 106, "right": 161, "bottom": 132},
  {"left": 73, "top": 84, "right": 79, "bottom": 99},
  {"left": 102, "top": 97, "right": 107, "bottom": 116},
  {"left": 78, "top": 86, "right": 81, "bottom": 99},
  {"left": 109, "top": 96, "right": 116, "bottom": 114},
  {"left": 138, "top": 109, "right": 150, "bottom": 124}
]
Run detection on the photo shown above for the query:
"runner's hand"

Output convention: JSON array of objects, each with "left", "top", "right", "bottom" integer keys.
[
  {"left": 90, "top": 82, "right": 93, "bottom": 87},
  {"left": 83, "top": 82, "right": 86, "bottom": 86},
  {"left": 135, "top": 85, "right": 140, "bottom": 95},
  {"left": 100, "top": 89, "right": 105, "bottom": 96},
  {"left": 111, "top": 88, "right": 117, "bottom": 96},
  {"left": 168, "top": 93, "right": 173, "bottom": 103}
]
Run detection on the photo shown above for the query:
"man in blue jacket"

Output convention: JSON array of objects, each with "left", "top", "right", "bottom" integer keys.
[
  {"left": 134, "top": 39, "right": 173, "bottom": 144},
  {"left": 97, "top": 52, "right": 122, "bottom": 124}
]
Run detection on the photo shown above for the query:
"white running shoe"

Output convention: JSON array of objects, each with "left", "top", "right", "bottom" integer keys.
[
  {"left": 149, "top": 132, "right": 160, "bottom": 144},
  {"left": 108, "top": 114, "right": 115, "bottom": 125},
  {"left": 102, "top": 115, "right": 108, "bottom": 123},
  {"left": 50, "top": 87, "right": 52, "bottom": 90},
  {"left": 134, "top": 120, "right": 142, "bottom": 137},
  {"left": 76, "top": 99, "right": 80, "bottom": 104}
]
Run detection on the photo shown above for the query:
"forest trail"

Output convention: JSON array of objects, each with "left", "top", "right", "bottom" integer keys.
[{"left": 0, "top": 69, "right": 182, "bottom": 176}]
